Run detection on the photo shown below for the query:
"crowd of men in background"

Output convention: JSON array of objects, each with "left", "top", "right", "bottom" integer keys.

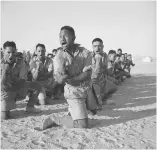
[{"left": 1, "top": 26, "right": 135, "bottom": 128}]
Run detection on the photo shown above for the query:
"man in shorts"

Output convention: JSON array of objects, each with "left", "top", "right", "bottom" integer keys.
[
  {"left": 1, "top": 41, "right": 42, "bottom": 120},
  {"left": 53, "top": 26, "right": 92, "bottom": 128}
]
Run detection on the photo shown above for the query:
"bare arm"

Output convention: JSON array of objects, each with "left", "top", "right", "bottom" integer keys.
[
  {"left": 30, "top": 61, "right": 41, "bottom": 81},
  {"left": 70, "top": 70, "right": 92, "bottom": 82},
  {"left": 1, "top": 64, "right": 12, "bottom": 90},
  {"left": 91, "top": 54, "right": 102, "bottom": 80},
  {"left": 31, "top": 68, "right": 40, "bottom": 80},
  {"left": 67, "top": 51, "right": 92, "bottom": 84},
  {"left": 131, "top": 61, "right": 135, "bottom": 66}
]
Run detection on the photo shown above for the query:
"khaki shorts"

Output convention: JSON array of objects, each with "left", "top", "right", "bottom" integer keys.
[
  {"left": 64, "top": 84, "right": 88, "bottom": 120},
  {"left": 67, "top": 98, "right": 88, "bottom": 120}
]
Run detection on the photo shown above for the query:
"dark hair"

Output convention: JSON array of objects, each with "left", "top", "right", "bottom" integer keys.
[
  {"left": 61, "top": 26, "right": 75, "bottom": 37},
  {"left": 108, "top": 50, "right": 116, "bottom": 55},
  {"left": 117, "top": 48, "right": 122, "bottom": 53},
  {"left": 52, "top": 49, "right": 57, "bottom": 53},
  {"left": 128, "top": 54, "right": 131, "bottom": 56},
  {"left": 124, "top": 53, "right": 127, "bottom": 55},
  {"left": 3, "top": 41, "right": 16, "bottom": 49},
  {"left": 47, "top": 53, "right": 53, "bottom": 56},
  {"left": 16, "top": 52, "right": 23, "bottom": 59},
  {"left": 36, "top": 43, "right": 46, "bottom": 50},
  {"left": 92, "top": 38, "right": 103, "bottom": 44},
  {"left": 115, "top": 54, "right": 120, "bottom": 57}
]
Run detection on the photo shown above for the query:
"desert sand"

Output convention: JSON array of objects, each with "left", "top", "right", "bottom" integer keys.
[{"left": 1, "top": 60, "right": 156, "bottom": 149}]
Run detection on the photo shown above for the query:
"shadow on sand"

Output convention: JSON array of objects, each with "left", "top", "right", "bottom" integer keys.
[
  {"left": 89, "top": 74, "right": 156, "bottom": 128},
  {"left": 11, "top": 74, "right": 156, "bottom": 129}
]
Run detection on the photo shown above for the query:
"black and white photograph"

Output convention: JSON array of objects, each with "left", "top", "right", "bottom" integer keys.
[{"left": 0, "top": 0, "right": 156, "bottom": 149}]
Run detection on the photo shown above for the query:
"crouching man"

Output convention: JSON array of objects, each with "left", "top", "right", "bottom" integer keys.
[
  {"left": 53, "top": 26, "right": 92, "bottom": 128},
  {"left": 1, "top": 41, "right": 42, "bottom": 120},
  {"left": 29, "top": 43, "right": 54, "bottom": 105},
  {"left": 91, "top": 38, "right": 108, "bottom": 109}
]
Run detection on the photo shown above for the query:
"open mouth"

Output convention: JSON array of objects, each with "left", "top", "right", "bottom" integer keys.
[
  {"left": 96, "top": 50, "right": 100, "bottom": 53},
  {"left": 62, "top": 41, "right": 67, "bottom": 46},
  {"left": 39, "top": 55, "right": 44, "bottom": 58},
  {"left": 9, "top": 58, "right": 13, "bottom": 61}
]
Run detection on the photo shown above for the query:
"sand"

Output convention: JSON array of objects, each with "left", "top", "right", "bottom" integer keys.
[{"left": 1, "top": 60, "right": 156, "bottom": 149}]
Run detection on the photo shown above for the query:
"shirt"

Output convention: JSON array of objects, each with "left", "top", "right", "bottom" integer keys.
[
  {"left": 120, "top": 61, "right": 127, "bottom": 70},
  {"left": 125, "top": 59, "right": 135, "bottom": 69},
  {"left": 107, "top": 59, "right": 115, "bottom": 76},
  {"left": 53, "top": 44, "right": 92, "bottom": 87},
  {"left": 114, "top": 61, "right": 123, "bottom": 73},
  {"left": 1, "top": 58, "right": 25, "bottom": 92},
  {"left": 91, "top": 52, "right": 108, "bottom": 82},
  {"left": 29, "top": 57, "right": 53, "bottom": 81}
]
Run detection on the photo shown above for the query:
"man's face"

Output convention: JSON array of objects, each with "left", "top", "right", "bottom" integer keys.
[
  {"left": 3, "top": 47, "right": 16, "bottom": 64},
  {"left": 115, "top": 56, "right": 120, "bottom": 63},
  {"left": 120, "top": 55, "right": 125, "bottom": 62},
  {"left": 108, "top": 53, "right": 116, "bottom": 61},
  {"left": 92, "top": 41, "right": 104, "bottom": 54},
  {"left": 59, "top": 29, "right": 75, "bottom": 50},
  {"left": 127, "top": 55, "right": 131, "bottom": 61},
  {"left": 36, "top": 46, "right": 45, "bottom": 60},
  {"left": 117, "top": 50, "right": 122, "bottom": 55}
]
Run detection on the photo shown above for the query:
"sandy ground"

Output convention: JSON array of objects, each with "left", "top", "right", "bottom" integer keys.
[{"left": 1, "top": 60, "right": 156, "bottom": 149}]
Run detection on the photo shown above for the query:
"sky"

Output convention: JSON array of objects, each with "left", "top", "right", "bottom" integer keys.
[{"left": 1, "top": 1, "right": 156, "bottom": 56}]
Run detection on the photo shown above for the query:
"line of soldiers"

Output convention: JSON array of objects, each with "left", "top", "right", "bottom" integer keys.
[{"left": 1, "top": 26, "right": 135, "bottom": 128}]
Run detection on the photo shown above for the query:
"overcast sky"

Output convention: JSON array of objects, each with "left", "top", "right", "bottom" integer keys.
[{"left": 1, "top": 1, "right": 156, "bottom": 56}]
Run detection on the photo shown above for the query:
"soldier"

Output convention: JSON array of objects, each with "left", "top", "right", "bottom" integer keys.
[
  {"left": 125, "top": 54, "right": 135, "bottom": 73},
  {"left": 29, "top": 43, "right": 54, "bottom": 105},
  {"left": 1, "top": 41, "right": 42, "bottom": 120},
  {"left": 53, "top": 26, "right": 92, "bottom": 128},
  {"left": 91, "top": 38, "right": 108, "bottom": 109}
]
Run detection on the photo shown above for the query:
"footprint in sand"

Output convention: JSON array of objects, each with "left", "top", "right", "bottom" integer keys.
[
  {"left": 31, "top": 139, "right": 45, "bottom": 146},
  {"left": 31, "top": 140, "right": 40, "bottom": 145},
  {"left": 1, "top": 131, "right": 8, "bottom": 138},
  {"left": 72, "top": 143, "right": 86, "bottom": 149}
]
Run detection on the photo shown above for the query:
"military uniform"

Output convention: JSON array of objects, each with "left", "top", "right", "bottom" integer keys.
[
  {"left": 54, "top": 45, "right": 92, "bottom": 127},
  {"left": 91, "top": 52, "right": 108, "bottom": 106},
  {"left": 106, "top": 59, "right": 118, "bottom": 94},
  {"left": 120, "top": 60, "right": 131, "bottom": 78},
  {"left": 124, "top": 59, "right": 135, "bottom": 73},
  {"left": 1, "top": 58, "right": 41, "bottom": 112},
  {"left": 29, "top": 57, "right": 54, "bottom": 104}
]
